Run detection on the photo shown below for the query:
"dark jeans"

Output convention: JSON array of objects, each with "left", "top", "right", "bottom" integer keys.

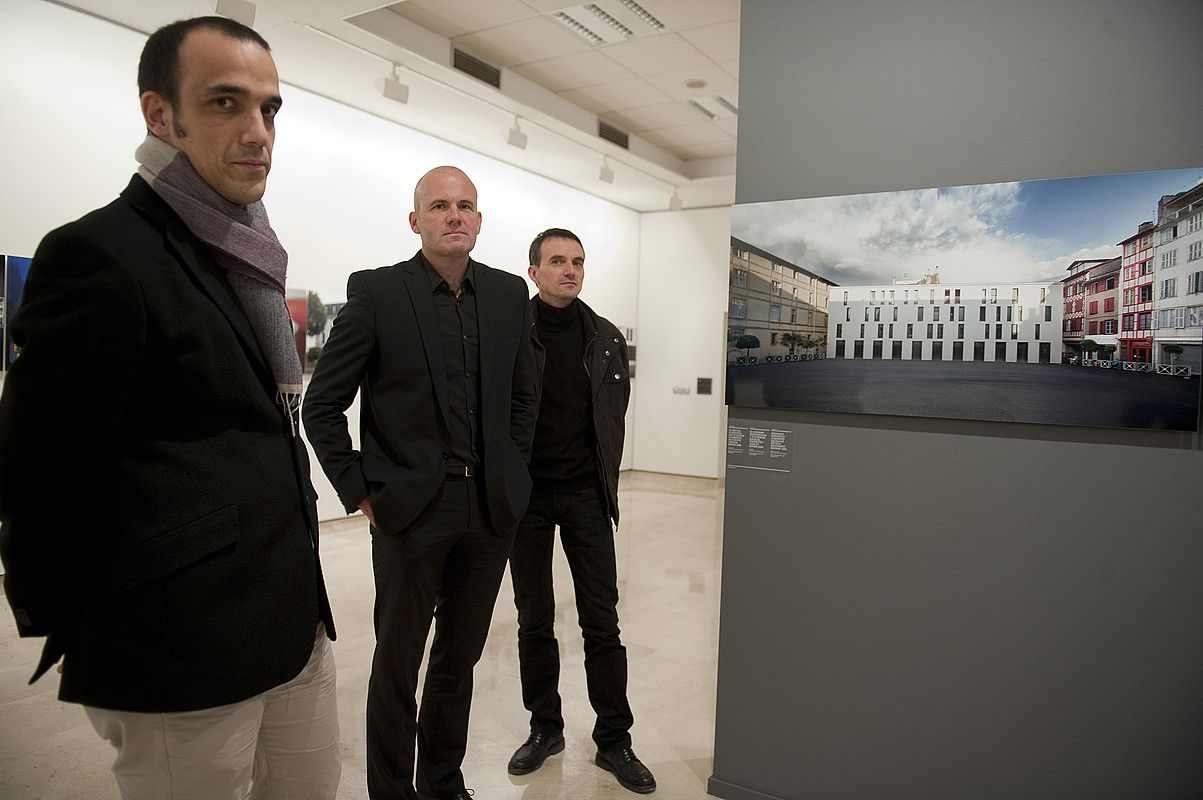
[
  {"left": 509, "top": 485, "right": 633, "bottom": 750},
  {"left": 367, "top": 476, "right": 514, "bottom": 800}
]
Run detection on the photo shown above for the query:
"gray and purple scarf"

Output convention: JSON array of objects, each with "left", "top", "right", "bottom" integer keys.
[{"left": 135, "top": 134, "right": 302, "bottom": 432}]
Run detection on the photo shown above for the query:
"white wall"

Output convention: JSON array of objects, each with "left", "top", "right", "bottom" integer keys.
[
  {"left": 1, "top": 0, "right": 671, "bottom": 519},
  {"left": 631, "top": 206, "right": 731, "bottom": 478}
]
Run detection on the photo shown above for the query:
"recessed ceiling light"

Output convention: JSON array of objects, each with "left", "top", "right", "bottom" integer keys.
[{"left": 685, "top": 78, "right": 708, "bottom": 89}]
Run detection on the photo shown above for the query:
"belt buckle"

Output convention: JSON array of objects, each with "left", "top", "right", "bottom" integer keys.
[{"left": 462, "top": 465, "right": 474, "bottom": 478}]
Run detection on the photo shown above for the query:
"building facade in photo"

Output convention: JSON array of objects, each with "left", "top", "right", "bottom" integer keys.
[
  {"left": 1061, "top": 259, "right": 1111, "bottom": 359},
  {"left": 1118, "top": 221, "right": 1157, "bottom": 363},
  {"left": 1079, "top": 257, "right": 1122, "bottom": 354},
  {"left": 827, "top": 281, "right": 1064, "bottom": 363},
  {"left": 1152, "top": 183, "right": 1203, "bottom": 374},
  {"left": 729, "top": 238, "right": 835, "bottom": 359}
]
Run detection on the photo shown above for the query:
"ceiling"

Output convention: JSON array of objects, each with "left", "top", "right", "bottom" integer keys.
[{"left": 52, "top": 0, "right": 741, "bottom": 212}]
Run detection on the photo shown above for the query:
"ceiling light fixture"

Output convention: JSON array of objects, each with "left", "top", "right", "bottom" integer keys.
[
  {"left": 615, "top": 0, "right": 666, "bottom": 31},
  {"left": 687, "top": 99, "right": 718, "bottom": 121},
  {"left": 383, "top": 64, "right": 409, "bottom": 104},
  {"left": 668, "top": 190, "right": 683, "bottom": 211},
  {"left": 507, "top": 117, "right": 529, "bottom": 150},
  {"left": 553, "top": 11, "right": 605, "bottom": 46},
  {"left": 585, "top": 4, "right": 634, "bottom": 38},
  {"left": 599, "top": 157, "right": 615, "bottom": 183},
  {"left": 714, "top": 96, "right": 739, "bottom": 116}
]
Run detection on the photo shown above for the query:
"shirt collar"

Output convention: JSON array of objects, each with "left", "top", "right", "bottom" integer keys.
[{"left": 420, "top": 252, "right": 476, "bottom": 295}]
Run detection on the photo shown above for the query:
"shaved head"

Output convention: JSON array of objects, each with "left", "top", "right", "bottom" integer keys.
[{"left": 414, "top": 166, "right": 475, "bottom": 212}]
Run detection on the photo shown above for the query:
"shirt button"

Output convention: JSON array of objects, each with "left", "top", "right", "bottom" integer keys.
[
  {"left": 613, "top": 373, "right": 621, "bottom": 380},
  {"left": 605, "top": 350, "right": 611, "bottom": 356}
]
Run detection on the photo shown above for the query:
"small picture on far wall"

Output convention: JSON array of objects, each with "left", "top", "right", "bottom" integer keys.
[
  {"left": 284, "top": 288, "right": 309, "bottom": 372},
  {"left": 725, "top": 167, "right": 1203, "bottom": 431},
  {"left": 3, "top": 255, "right": 33, "bottom": 370}
]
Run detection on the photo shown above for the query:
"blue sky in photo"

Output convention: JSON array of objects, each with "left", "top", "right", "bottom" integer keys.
[
  {"left": 1011, "top": 168, "right": 1203, "bottom": 252},
  {"left": 732, "top": 167, "right": 1203, "bottom": 287}
]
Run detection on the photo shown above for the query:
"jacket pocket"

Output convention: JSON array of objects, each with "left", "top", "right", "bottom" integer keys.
[{"left": 112, "top": 505, "right": 241, "bottom": 592}]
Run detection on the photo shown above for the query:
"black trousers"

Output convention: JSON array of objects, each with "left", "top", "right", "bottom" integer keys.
[
  {"left": 367, "top": 475, "right": 514, "bottom": 800},
  {"left": 509, "top": 484, "right": 634, "bottom": 750}
]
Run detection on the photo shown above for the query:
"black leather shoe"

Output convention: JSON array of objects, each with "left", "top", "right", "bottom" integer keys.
[
  {"left": 507, "top": 731, "right": 565, "bottom": 775},
  {"left": 596, "top": 745, "right": 656, "bottom": 793}
]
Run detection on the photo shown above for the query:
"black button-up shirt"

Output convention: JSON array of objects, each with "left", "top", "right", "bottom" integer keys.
[{"left": 422, "top": 255, "right": 481, "bottom": 471}]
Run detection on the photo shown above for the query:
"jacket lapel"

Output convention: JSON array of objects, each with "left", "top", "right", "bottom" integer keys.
[
  {"left": 124, "top": 177, "right": 271, "bottom": 378},
  {"left": 400, "top": 256, "right": 452, "bottom": 426}
]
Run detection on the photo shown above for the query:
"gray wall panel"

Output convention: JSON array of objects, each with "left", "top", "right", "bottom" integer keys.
[
  {"left": 736, "top": 0, "right": 1203, "bottom": 203},
  {"left": 714, "top": 1, "right": 1203, "bottom": 798}
]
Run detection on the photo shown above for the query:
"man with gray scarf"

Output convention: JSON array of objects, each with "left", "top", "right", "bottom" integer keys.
[{"left": 0, "top": 16, "right": 338, "bottom": 799}]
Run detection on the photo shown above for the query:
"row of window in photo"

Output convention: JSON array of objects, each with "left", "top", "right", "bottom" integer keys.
[
  {"left": 1118, "top": 305, "right": 1203, "bottom": 332},
  {"left": 1065, "top": 274, "right": 1118, "bottom": 296},
  {"left": 1156, "top": 269, "right": 1203, "bottom": 299},
  {"left": 1065, "top": 296, "right": 1118, "bottom": 314},
  {"left": 833, "top": 339, "right": 1054, "bottom": 363},
  {"left": 842, "top": 303, "right": 1053, "bottom": 324},
  {"left": 1123, "top": 233, "right": 1154, "bottom": 259},
  {"left": 728, "top": 301, "right": 820, "bottom": 324},
  {"left": 833, "top": 322, "right": 1049, "bottom": 342},
  {"left": 1118, "top": 272, "right": 1203, "bottom": 305},
  {"left": 1160, "top": 211, "right": 1203, "bottom": 242},
  {"left": 1155, "top": 243, "right": 1202, "bottom": 270},
  {"left": 1151, "top": 305, "right": 1203, "bottom": 330},
  {"left": 1121, "top": 245, "right": 1203, "bottom": 282},
  {"left": 839, "top": 286, "right": 1049, "bottom": 306},
  {"left": 729, "top": 268, "right": 824, "bottom": 301}
]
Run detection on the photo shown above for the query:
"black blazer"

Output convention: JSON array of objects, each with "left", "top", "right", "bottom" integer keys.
[
  {"left": 0, "top": 176, "right": 334, "bottom": 712},
  {"left": 303, "top": 252, "right": 538, "bottom": 537}
]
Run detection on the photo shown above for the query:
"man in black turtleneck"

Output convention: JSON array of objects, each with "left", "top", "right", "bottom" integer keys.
[{"left": 506, "top": 229, "right": 655, "bottom": 794}]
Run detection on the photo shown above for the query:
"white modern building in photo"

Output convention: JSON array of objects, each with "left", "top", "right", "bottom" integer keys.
[
  {"left": 1152, "top": 183, "right": 1203, "bottom": 374},
  {"left": 827, "top": 282, "right": 1064, "bottom": 363}
]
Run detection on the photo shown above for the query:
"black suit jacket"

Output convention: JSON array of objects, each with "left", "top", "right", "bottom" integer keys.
[
  {"left": 0, "top": 176, "right": 334, "bottom": 712},
  {"left": 303, "top": 252, "right": 538, "bottom": 537}
]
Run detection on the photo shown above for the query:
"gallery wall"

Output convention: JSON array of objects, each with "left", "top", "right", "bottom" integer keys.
[
  {"left": 633, "top": 207, "right": 733, "bottom": 478},
  {"left": 712, "top": 1, "right": 1203, "bottom": 799}
]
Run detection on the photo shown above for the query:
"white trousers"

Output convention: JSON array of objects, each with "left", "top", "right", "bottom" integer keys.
[{"left": 85, "top": 627, "right": 340, "bottom": 800}]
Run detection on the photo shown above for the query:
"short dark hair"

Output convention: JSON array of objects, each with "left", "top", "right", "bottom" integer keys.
[
  {"left": 529, "top": 227, "right": 584, "bottom": 266},
  {"left": 138, "top": 16, "right": 271, "bottom": 108}
]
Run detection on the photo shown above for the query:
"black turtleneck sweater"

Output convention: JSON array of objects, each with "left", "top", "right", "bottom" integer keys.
[{"left": 531, "top": 297, "right": 596, "bottom": 490}]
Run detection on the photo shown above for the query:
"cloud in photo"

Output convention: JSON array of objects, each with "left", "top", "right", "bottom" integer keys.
[{"left": 734, "top": 181, "right": 1109, "bottom": 287}]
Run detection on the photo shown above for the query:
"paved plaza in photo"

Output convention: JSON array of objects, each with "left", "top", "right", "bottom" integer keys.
[{"left": 726, "top": 358, "right": 1201, "bottom": 430}]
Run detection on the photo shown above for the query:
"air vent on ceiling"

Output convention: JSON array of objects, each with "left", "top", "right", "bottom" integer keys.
[
  {"left": 598, "top": 120, "right": 629, "bottom": 149},
  {"left": 453, "top": 48, "right": 501, "bottom": 88}
]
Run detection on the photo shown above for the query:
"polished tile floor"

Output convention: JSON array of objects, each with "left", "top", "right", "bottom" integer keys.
[{"left": 0, "top": 472, "right": 724, "bottom": 799}]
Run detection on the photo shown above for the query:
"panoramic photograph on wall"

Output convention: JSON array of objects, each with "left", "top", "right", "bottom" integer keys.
[{"left": 725, "top": 168, "right": 1203, "bottom": 430}]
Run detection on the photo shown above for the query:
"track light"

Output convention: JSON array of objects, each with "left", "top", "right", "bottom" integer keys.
[
  {"left": 507, "top": 117, "right": 528, "bottom": 149},
  {"left": 383, "top": 64, "right": 409, "bottom": 104},
  {"left": 668, "top": 190, "right": 683, "bottom": 211},
  {"left": 599, "top": 158, "right": 615, "bottom": 184}
]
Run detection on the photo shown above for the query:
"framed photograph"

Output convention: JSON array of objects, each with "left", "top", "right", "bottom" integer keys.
[
  {"left": 285, "top": 288, "right": 308, "bottom": 371},
  {"left": 726, "top": 168, "right": 1203, "bottom": 430},
  {"left": 3, "top": 255, "right": 32, "bottom": 370}
]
